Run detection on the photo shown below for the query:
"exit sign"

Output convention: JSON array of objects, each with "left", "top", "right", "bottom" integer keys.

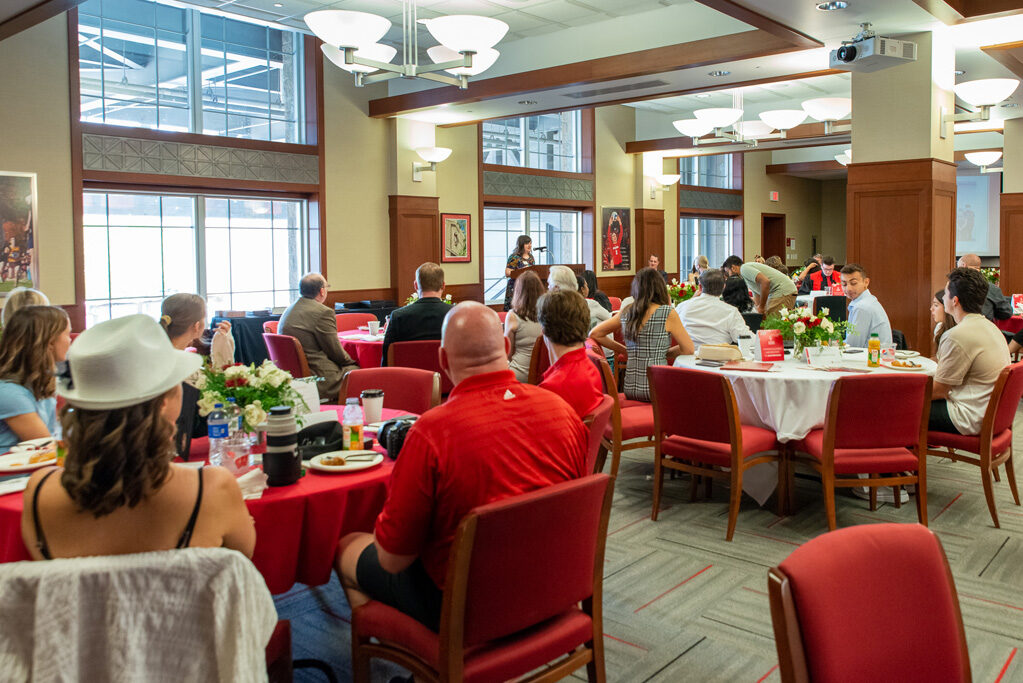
[{"left": 769, "top": 191, "right": 779, "bottom": 202}]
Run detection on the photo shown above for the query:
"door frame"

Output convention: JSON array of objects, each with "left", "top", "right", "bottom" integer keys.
[{"left": 761, "top": 212, "right": 786, "bottom": 262}]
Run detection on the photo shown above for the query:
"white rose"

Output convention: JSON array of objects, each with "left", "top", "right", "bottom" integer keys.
[
  {"left": 820, "top": 307, "right": 830, "bottom": 317},
  {"left": 224, "top": 364, "right": 249, "bottom": 379},
  {"left": 778, "top": 308, "right": 788, "bottom": 318},
  {"left": 243, "top": 401, "right": 267, "bottom": 429},
  {"left": 197, "top": 393, "right": 221, "bottom": 417},
  {"left": 265, "top": 370, "right": 287, "bottom": 388},
  {"left": 193, "top": 373, "right": 207, "bottom": 390},
  {"left": 821, "top": 319, "right": 834, "bottom": 333},
  {"left": 793, "top": 321, "right": 806, "bottom": 335}
]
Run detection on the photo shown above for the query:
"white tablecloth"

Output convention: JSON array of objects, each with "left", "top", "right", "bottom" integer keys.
[{"left": 672, "top": 351, "right": 937, "bottom": 504}]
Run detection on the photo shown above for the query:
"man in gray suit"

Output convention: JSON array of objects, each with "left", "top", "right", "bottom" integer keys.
[{"left": 279, "top": 273, "right": 358, "bottom": 401}]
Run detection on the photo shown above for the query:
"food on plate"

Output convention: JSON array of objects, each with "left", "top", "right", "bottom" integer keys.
[
  {"left": 890, "top": 359, "right": 921, "bottom": 368},
  {"left": 28, "top": 449, "right": 57, "bottom": 464},
  {"left": 320, "top": 454, "right": 346, "bottom": 467}
]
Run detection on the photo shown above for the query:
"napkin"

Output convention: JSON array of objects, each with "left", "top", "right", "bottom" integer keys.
[
  {"left": 0, "top": 476, "right": 29, "bottom": 497},
  {"left": 237, "top": 468, "right": 268, "bottom": 500}
]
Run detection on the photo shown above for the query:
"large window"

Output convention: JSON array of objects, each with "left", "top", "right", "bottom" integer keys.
[
  {"left": 483, "top": 208, "right": 582, "bottom": 304},
  {"left": 78, "top": 0, "right": 303, "bottom": 142},
  {"left": 482, "top": 112, "right": 581, "bottom": 172},
  {"left": 679, "top": 154, "right": 733, "bottom": 189},
  {"left": 680, "top": 217, "right": 733, "bottom": 275},
  {"left": 84, "top": 191, "right": 306, "bottom": 326}
]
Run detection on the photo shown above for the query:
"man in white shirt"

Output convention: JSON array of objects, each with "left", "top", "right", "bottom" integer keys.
[
  {"left": 931, "top": 267, "right": 1011, "bottom": 434},
  {"left": 675, "top": 269, "right": 751, "bottom": 347},
  {"left": 840, "top": 263, "right": 892, "bottom": 348}
]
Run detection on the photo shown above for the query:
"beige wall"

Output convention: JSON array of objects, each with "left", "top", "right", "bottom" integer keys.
[
  {"left": 743, "top": 151, "right": 822, "bottom": 267},
  {"left": 595, "top": 105, "right": 637, "bottom": 275},
  {"left": 1005, "top": 118, "right": 1023, "bottom": 194},
  {"left": 0, "top": 16, "right": 75, "bottom": 305},
  {"left": 819, "top": 179, "right": 847, "bottom": 263},
  {"left": 436, "top": 124, "right": 479, "bottom": 286}
]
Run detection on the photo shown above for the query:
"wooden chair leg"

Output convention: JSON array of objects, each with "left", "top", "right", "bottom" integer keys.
[
  {"left": 775, "top": 457, "right": 788, "bottom": 518},
  {"left": 893, "top": 484, "right": 901, "bottom": 509},
  {"left": 1004, "top": 452, "right": 1020, "bottom": 506},
  {"left": 823, "top": 475, "right": 838, "bottom": 531},
  {"left": 651, "top": 454, "right": 664, "bottom": 521},
  {"left": 993, "top": 466, "right": 1001, "bottom": 482},
  {"left": 981, "top": 467, "right": 1000, "bottom": 528},
  {"left": 594, "top": 443, "right": 608, "bottom": 475},
  {"left": 586, "top": 636, "right": 606, "bottom": 683},
  {"left": 725, "top": 469, "right": 742, "bottom": 541},
  {"left": 351, "top": 636, "right": 371, "bottom": 683},
  {"left": 689, "top": 472, "right": 699, "bottom": 502},
  {"left": 704, "top": 475, "right": 713, "bottom": 498},
  {"left": 869, "top": 486, "right": 877, "bottom": 512},
  {"left": 916, "top": 468, "right": 928, "bottom": 527},
  {"left": 609, "top": 442, "right": 622, "bottom": 479}
]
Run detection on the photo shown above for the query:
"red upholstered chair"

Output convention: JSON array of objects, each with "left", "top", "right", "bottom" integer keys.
[
  {"left": 585, "top": 351, "right": 653, "bottom": 479},
  {"left": 350, "top": 474, "right": 614, "bottom": 683},
  {"left": 927, "top": 362, "right": 1023, "bottom": 528},
  {"left": 262, "top": 320, "right": 279, "bottom": 334},
  {"left": 526, "top": 337, "right": 551, "bottom": 385},
  {"left": 790, "top": 374, "right": 932, "bottom": 531},
  {"left": 768, "top": 524, "right": 971, "bottom": 683},
  {"left": 608, "top": 296, "right": 622, "bottom": 312},
  {"left": 336, "top": 312, "right": 377, "bottom": 333},
  {"left": 338, "top": 367, "right": 441, "bottom": 414},
  {"left": 262, "top": 333, "right": 313, "bottom": 379},
  {"left": 582, "top": 395, "right": 615, "bottom": 475},
  {"left": 387, "top": 340, "right": 453, "bottom": 395},
  {"left": 647, "top": 365, "right": 779, "bottom": 540},
  {"left": 496, "top": 311, "right": 508, "bottom": 323}
]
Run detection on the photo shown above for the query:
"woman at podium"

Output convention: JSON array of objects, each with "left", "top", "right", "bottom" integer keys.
[{"left": 503, "top": 235, "right": 535, "bottom": 311}]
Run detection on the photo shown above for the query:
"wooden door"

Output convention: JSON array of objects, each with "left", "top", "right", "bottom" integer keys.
[{"left": 761, "top": 213, "right": 786, "bottom": 261}]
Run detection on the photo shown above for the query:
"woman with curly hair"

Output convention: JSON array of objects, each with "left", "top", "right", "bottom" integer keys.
[
  {"left": 20, "top": 314, "right": 254, "bottom": 560},
  {"left": 0, "top": 305, "right": 70, "bottom": 450}
]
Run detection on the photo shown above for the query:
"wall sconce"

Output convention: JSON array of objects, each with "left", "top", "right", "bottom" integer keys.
[
  {"left": 412, "top": 146, "right": 452, "bottom": 182},
  {"left": 649, "top": 173, "right": 681, "bottom": 199},
  {"left": 964, "top": 150, "right": 1003, "bottom": 173},
  {"left": 941, "top": 78, "right": 1019, "bottom": 138}
]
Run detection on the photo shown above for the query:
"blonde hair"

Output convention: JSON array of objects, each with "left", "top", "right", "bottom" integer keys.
[
  {"left": 2, "top": 287, "right": 49, "bottom": 326},
  {"left": 160, "top": 293, "right": 206, "bottom": 340},
  {"left": 0, "top": 305, "right": 69, "bottom": 399}
]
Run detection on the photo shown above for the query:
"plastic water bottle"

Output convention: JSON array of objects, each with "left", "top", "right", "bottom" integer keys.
[
  {"left": 207, "top": 403, "right": 229, "bottom": 466},
  {"left": 342, "top": 398, "right": 364, "bottom": 451},
  {"left": 225, "top": 397, "right": 243, "bottom": 435}
]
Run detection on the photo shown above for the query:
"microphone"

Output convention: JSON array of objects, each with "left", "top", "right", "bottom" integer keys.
[{"left": 533, "top": 246, "right": 547, "bottom": 252}]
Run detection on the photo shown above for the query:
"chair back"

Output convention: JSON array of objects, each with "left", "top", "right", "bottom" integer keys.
[
  {"left": 608, "top": 296, "right": 622, "bottom": 312},
  {"left": 648, "top": 365, "right": 738, "bottom": 445},
  {"left": 824, "top": 374, "right": 930, "bottom": 450},
  {"left": 892, "top": 329, "right": 908, "bottom": 350},
  {"left": 586, "top": 349, "right": 616, "bottom": 397},
  {"left": 768, "top": 524, "right": 970, "bottom": 683},
  {"left": 262, "top": 320, "right": 279, "bottom": 334},
  {"left": 336, "top": 312, "right": 378, "bottom": 333},
  {"left": 812, "top": 295, "right": 847, "bottom": 322},
  {"left": 583, "top": 395, "right": 614, "bottom": 474},
  {"left": 0, "top": 548, "right": 277, "bottom": 682},
  {"left": 441, "top": 474, "right": 613, "bottom": 651},
  {"left": 987, "top": 361, "right": 1023, "bottom": 437},
  {"left": 338, "top": 367, "right": 440, "bottom": 414},
  {"left": 387, "top": 340, "right": 453, "bottom": 394},
  {"left": 496, "top": 311, "right": 508, "bottom": 323},
  {"left": 741, "top": 312, "right": 763, "bottom": 332},
  {"left": 262, "top": 333, "right": 312, "bottom": 378},
  {"left": 526, "top": 337, "right": 551, "bottom": 385}
]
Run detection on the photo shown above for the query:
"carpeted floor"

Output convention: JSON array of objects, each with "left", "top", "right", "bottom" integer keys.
[{"left": 275, "top": 407, "right": 1023, "bottom": 682}]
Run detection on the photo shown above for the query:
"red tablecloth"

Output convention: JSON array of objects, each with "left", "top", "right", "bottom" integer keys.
[
  {"left": 995, "top": 316, "right": 1023, "bottom": 335},
  {"left": 339, "top": 333, "right": 384, "bottom": 368},
  {"left": 0, "top": 407, "right": 410, "bottom": 595}
]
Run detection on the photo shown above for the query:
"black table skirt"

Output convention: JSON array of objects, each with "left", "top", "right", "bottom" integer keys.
[{"left": 213, "top": 315, "right": 280, "bottom": 366}]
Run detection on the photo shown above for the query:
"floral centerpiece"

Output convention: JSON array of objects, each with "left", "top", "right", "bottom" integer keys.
[
  {"left": 405, "top": 293, "right": 454, "bottom": 306},
  {"left": 761, "top": 306, "right": 848, "bottom": 355},
  {"left": 195, "top": 360, "right": 309, "bottom": 433},
  {"left": 667, "top": 278, "right": 698, "bottom": 306},
  {"left": 980, "top": 266, "right": 999, "bottom": 285}
]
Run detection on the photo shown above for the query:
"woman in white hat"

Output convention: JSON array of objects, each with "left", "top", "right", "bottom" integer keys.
[{"left": 20, "top": 315, "right": 255, "bottom": 560}]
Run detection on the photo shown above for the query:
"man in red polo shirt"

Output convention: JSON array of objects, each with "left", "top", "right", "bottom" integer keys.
[
  {"left": 335, "top": 302, "right": 587, "bottom": 630},
  {"left": 537, "top": 289, "right": 604, "bottom": 418}
]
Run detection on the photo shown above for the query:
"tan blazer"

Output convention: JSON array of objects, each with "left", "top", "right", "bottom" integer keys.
[{"left": 278, "top": 296, "right": 357, "bottom": 400}]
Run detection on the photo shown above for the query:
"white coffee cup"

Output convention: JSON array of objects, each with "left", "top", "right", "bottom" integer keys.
[
  {"left": 368, "top": 320, "right": 380, "bottom": 335},
  {"left": 361, "top": 389, "right": 384, "bottom": 424}
]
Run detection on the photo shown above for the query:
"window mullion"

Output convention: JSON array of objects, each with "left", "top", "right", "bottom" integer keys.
[
  {"left": 188, "top": 9, "right": 203, "bottom": 134},
  {"left": 195, "top": 195, "right": 208, "bottom": 299}
]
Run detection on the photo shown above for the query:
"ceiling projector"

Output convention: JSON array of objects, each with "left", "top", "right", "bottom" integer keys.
[{"left": 829, "top": 23, "right": 916, "bottom": 73}]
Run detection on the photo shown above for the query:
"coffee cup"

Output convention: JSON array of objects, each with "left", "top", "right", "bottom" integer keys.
[
  {"left": 368, "top": 320, "right": 380, "bottom": 335},
  {"left": 361, "top": 389, "right": 384, "bottom": 424}
]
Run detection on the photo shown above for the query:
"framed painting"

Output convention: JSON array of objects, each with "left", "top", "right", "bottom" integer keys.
[
  {"left": 0, "top": 172, "right": 38, "bottom": 294},
  {"left": 441, "top": 213, "right": 471, "bottom": 263},
  {"left": 600, "top": 207, "right": 631, "bottom": 272}
]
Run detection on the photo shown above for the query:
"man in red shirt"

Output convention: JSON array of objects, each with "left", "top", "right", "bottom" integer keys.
[
  {"left": 537, "top": 289, "right": 604, "bottom": 418},
  {"left": 335, "top": 302, "right": 587, "bottom": 630},
  {"left": 798, "top": 255, "right": 841, "bottom": 294}
]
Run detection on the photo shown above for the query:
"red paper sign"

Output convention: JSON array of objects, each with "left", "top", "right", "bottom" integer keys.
[
  {"left": 1012, "top": 294, "right": 1022, "bottom": 310},
  {"left": 755, "top": 330, "right": 785, "bottom": 361}
]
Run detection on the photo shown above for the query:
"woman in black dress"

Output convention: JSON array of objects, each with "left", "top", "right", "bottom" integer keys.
[{"left": 503, "top": 235, "right": 535, "bottom": 311}]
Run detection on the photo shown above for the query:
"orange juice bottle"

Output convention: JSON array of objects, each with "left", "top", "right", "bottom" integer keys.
[{"left": 867, "top": 333, "right": 881, "bottom": 367}]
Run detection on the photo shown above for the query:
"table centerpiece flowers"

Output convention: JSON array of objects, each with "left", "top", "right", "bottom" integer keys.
[
  {"left": 761, "top": 306, "right": 849, "bottom": 356},
  {"left": 404, "top": 293, "right": 454, "bottom": 306},
  {"left": 195, "top": 360, "right": 310, "bottom": 433},
  {"left": 980, "top": 266, "right": 999, "bottom": 285},
  {"left": 667, "top": 279, "right": 698, "bottom": 306}
]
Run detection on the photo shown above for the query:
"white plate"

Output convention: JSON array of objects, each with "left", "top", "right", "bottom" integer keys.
[
  {"left": 894, "top": 350, "right": 920, "bottom": 359},
  {"left": 308, "top": 450, "right": 384, "bottom": 473},
  {"left": 882, "top": 360, "right": 926, "bottom": 372},
  {"left": 0, "top": 450, "right": 57, "bottom": 473}
]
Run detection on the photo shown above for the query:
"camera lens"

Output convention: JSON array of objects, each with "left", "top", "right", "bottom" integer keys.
[{"left": 836, "top": 45, "right": 857, "bottom": 62}]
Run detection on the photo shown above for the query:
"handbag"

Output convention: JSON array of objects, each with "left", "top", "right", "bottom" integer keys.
[
  {"left": 696, "top": 344, "right": 743, "bottom": 362},
  {"left": 377, "top": 416, "right": 417, "bottom": 460}
]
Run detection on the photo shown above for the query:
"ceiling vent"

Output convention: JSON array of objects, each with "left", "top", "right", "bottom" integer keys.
[{"left": 562, "top": 79, "right": 669, "bottom": 99}]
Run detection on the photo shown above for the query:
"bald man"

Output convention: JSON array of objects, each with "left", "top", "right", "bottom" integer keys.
[
  {"left": 957, "top": 253, "right": 1012, "bottom": 321},
  {"left": 335, "top": 302, "right": 587, "bottom": 630}
]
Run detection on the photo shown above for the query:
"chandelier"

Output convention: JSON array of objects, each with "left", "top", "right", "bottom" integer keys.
[{"left": 305, "top": 2, "right": 508, "bottom": 90}]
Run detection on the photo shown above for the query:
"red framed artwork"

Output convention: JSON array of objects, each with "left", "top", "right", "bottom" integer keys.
[{"left": 441, "top": 213, "right": 471, "bottom": 263}]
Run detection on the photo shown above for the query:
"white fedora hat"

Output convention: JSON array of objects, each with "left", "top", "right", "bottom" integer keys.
[{"left": 57, "top": 314, "right": 202, "bottom": 410}]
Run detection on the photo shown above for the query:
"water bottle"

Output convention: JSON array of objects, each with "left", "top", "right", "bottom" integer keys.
[
  {"left": 225, "top": 397, "right": 243, "bottom": 435},
  {"left": 207, "top": 403, "right": 229, "bottom": 466},
  {"left": 342, "top": 398, "right": 364, "bottom": 451}
]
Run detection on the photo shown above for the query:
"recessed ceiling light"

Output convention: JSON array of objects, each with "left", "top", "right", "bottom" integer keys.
[
  {"left": 518, "top": 99, "right": 537, "bottom": 105},
  {"left": 816, "top": 1, "right": 848, "bottom": 9},
  {"left": 694, "top": 93, "right": 712, "bottom": 99},
  {"left": 708, "top": 70, "right": 730, "bottom": 77},
  {"left": 273, "top": 2, "right": 282, "bottom": 6},
  {"left": 954, "top": 69, "right": 965, "bottom": 76}
]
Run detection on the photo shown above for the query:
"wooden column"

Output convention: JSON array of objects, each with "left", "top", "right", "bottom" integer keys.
[
  {"left": 1001, "top": 194, "right": 1023, "bottom": 298},
  {"left": 846, "top": 158, "right": 956, "bottom": 353},
  {"left": 635, "top": 208, "right": 666, "bottom": 269},
  {"left": 388, "top": 195, "right": 439, "bottom": 303}
]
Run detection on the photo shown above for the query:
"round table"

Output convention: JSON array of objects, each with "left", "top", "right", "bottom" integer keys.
[
  {"left": 994, "top": 315, "right": 1023, "bottom": 335},
  {"left": 672, "top": 351, "right": 938, "bottom": 504},
  {"left": 339, "top": 333, "right": 384, "bottom": 368},
  {"left": 0, "top": 407, "right": 412, "bottom": 595}
]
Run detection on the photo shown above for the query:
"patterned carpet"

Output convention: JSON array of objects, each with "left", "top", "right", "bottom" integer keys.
[{"left": 275, "top": 407, "right": 1023, "bottom": 682}]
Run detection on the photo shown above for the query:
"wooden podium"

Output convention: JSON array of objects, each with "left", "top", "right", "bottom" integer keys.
[{"left": 508, "top": 263, "right": 586, "bottom": 280}]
